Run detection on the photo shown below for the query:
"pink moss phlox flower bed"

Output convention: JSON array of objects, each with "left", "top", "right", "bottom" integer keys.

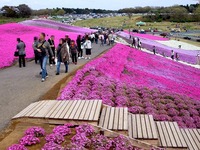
[
  {"left": 0, "top": 23, "right": 80, "bottom": 69},
  {"left": 20, "top": 19, "right": 97, "bottom": 34},
  {"left": 118, "top": 31, "right": 199, "bottom": 64},
  {"left": 58, "top": 44, "right": 200, "bottom": 128},
  {"left": 124, "top": 30, "right": 169, "bottom": 41}
]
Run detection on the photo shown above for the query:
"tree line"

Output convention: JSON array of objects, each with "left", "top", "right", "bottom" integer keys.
[{"left": 119, "top": 4, "right": 200, "bottom": 22}]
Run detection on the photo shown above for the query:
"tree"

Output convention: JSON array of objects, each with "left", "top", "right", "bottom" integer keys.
[
  {"left": 17, "top": 4, "right": 32, "bottom": 18},
  {"left": 1, "top": 6, "right": 18, "bottom": 17},
  {"left": 56, "top": 9, "right": 65, "bottom": 16},
  {"left": 170, "top": 6, "right": 188, "bottom": 22},
  {"left": 194, "top": 5, "right": 200, "bottom": 21}
]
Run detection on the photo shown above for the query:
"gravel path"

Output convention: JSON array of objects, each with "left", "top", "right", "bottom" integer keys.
[
  {"left": 157, "top": 40, "right": 200, "bottom": 50},
  {"left": 0, "top": 43, "right": 112, "bottom": 131}
]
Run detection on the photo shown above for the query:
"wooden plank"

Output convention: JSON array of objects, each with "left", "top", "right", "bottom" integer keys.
[
  {"left": 189, "top": 129, "right": 200, "bottom": 150},
  {"left": 128, "top": 114, "right": 133, "bottom": 138},
  {"left": 99, "top": 108, "right": 106, "bottom": 127},
  {"left": 103, "top": 107, "right": 111, "bottom": 129},
  {"left": 74, "top": 100, "right": 86, "bottom": 119},
  {"left": 59, "top": 100, "right": 74, "bottom": 119},
  {"left": 30, "top": 100, "right": 50, "bottom": 117},
  {"left": 123, "top": 108, "right": 128, "bottom": 130},
  {"left": 118, "top": 108, "right": 124, "bottom": 130},
  {"left": 108, "top": 107, "right": 115, "bottom": 129},
  {"left": 170, "top": 121, "right": 182, "bottom": 147},
  {"left": 34, "top": 101, "right": 57, "bottom": 118},
  {"left": 49, "top": 101, "right": 66, "bottom": 118},
  {"left": 45, "top": 101, "right": 62, "bottom": 118},
  {"left": 132, "top": 114, "right": 137, "bottom": 138},
  {"left": 136, "top": 114, "right": 142, "bottom": 139},
  {"left": 173, "top": 122, "right": 187, "bottom": 148},
  {"left": 13, "top": 102, "right": 39, "bottom": 118},
  {"left": 160, "top": 122, "right": 172, "bottom": 147},
  {"left": 83, "top": 101, "right": 94, "bottom": 120},
  {"left": 165, "top": 122, "right": 177, "bottom": 147},
  {"left": 79, "top": 100, "right": 90, "bottom": 120},
  {"left": 54, "top": 101, "right": 70, "bottom": 118},
  {"left": 93, "top": 100, "right": 102, "bottom": 121},
  {"left": 185, "top": 129, "right": 198, "bottom": 150},
  {"left": 64, "top": 100, "right": 78, "bottom": 119},
  {"left": 145, "top": 115, "right": 153, "bottom": 139},
  {"left": 141, "top": 114, "right": 148, "bottom": 138},
  {"left": 192, "top": 129, "right": 200, "bottom": 143},
  {"left": 69, "top": 100, "right": 82, "bottom": 119},
  {"left": 156, "top": 122, "right": 167, "bottom": 147},
  {"left": 88, "top": 100, "right": 98, "bottom": 120},
  {"left": 25, "top": 101, "right": 46, "bottom": 117},
  {"left": 113, "top": 107, "right": 119, "bottom": 130},
  {"left": 149, "top": 115, "right": 158, "bottom": 139},
  {"left": 181, "top": 129, "right": 194, "bottom": 150}
]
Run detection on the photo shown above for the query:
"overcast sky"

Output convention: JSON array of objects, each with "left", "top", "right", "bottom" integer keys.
[{"left": 0, "top": 0, "right": 198, "bottom": 10}]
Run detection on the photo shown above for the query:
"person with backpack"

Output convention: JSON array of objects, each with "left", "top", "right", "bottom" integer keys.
[
  {"left": 56, "top": 38, "right": 70, "bottom": 75},
  {"left": 84, "top": 36, "right": 92, "bottom": 60},
  {"left": 76, "top": 35, "right": 82, "bottom": 59},
  {"left": 16, "top": 38, "right": 26, "bottom": 68},
  {"left": 70, "top": 40, "right": 78, "bottom": 65},
  {"left": 34, "top": 33, "right": 54, "bottom": 82}
]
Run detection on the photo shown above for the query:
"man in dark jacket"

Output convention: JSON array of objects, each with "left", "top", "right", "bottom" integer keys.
[
  {"left": 48, "top": 35, "right": 55, "bottom": 66},
  {"left": 16, "top": 38, "right": 26, "bottom": 68},
  {"left": 34, "top": 33, "right": 54, "bottom": 82}
]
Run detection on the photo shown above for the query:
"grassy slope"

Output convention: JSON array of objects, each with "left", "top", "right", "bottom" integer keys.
[
  {"left": 0, "top": 17, "right": 27, "bottom": 24},
  {"left": 73, "top": 16, "right": 200, "bottom": 31}
]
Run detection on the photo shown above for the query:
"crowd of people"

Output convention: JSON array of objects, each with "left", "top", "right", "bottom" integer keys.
[{"left": 15, "top": 30, "right": 116, "bottom": 82}]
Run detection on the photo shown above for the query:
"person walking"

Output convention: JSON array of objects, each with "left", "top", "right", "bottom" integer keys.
[
  {"left": 48, "top": 35, "right": 56, "bottom": 66},
  {"left": 33, "top": 37, "right": 39, "bottom": 64},
  {"left": 95, "top": 33, "right": 99, "bottom": 44},
  {"left": 56, "top": 38, "right": 69, "bottom": 75},
  {"left": 70, "top": 40, "right": 78, "bottom": 65},
  {"left": 16, "top": 38, "right": 26, "bottom": 68},
  {"left": 84, "top": 36, "right": 92, "bottom": 60},
  {"left": 153, "top": 46, "right": 156, "bottom": 55},
  {"left": 132, "top": 37, "right": 136, "bottom": 48},
  {"left": 196, "top": 52, "right": 200, "bottom": 65},
  {"left": 76, "top": 35, "right": 82, "bottom": 59},
  {"left": 34, "top": 33, "right": 54, "bottom": 82},
  {"left": 171, "top": 50, "right": 175, "bottom": 60},
  {"left": 175, "top": 53, "right": 179, "bottom": 61}
]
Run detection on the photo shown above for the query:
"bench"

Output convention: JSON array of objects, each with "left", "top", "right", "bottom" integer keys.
[
  {"left": 156, "top": 121, "right": 187, "bottom": 149},
  {"left": 180, "top": 128, "right": 200, "bottom": 150},
  {"left": 128, "top": 114, "right": 158, "bottom": 145},
  {"left": 12, "top": 100, "right": 102, "bottom": 125},
  {"left": 99, "top": 106, "right": 128, "bottom": 132}
]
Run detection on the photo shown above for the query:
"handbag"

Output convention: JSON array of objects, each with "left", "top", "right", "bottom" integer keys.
[{"left": 14, "top": 51, "right": 19, "bottom": 57}]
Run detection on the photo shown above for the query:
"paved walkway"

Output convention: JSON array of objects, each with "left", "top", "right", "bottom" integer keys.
[{"left": 0, "top": 44, "right": 112, "bottom": 131}]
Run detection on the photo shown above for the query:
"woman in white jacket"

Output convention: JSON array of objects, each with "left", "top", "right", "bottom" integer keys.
[{"left": 84, "top": 36, "right": 92, "bottom": 60}]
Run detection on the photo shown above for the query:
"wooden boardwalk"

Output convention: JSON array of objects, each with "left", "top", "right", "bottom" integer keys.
[
  {"left": 13, "top": 100, "right": 102, "bottom": 125},
  {"left": 12, "top": 100, "right": 200, "bottom": 150}
]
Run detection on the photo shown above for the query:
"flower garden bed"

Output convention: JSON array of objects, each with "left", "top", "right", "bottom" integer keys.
[
  {"left": 20, "top": 19, "right": 97, "bottom": 34},
  {"left": 1, "top": 121, "right": 161, "bottom": 150},
  {"left": 58, "top": 44, "right": 200, "bottom": 128},
  {"left": 118, "top": 31, "right": 200, "bottom": 64},
  {"left": 0, "top": 23, "right": 80, "bottom": 69},
  {"left": 123, "top": 30, "right": 169, "bottom": 41}
]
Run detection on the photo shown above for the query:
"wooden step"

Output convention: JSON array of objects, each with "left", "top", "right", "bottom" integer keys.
[
  {"left": 128, "top": 114, "right": 158, "bottom": 146},
  {"left": 99, "top": 106, "right": 128, "bottom": 131},
  {"left": 180, "top": 128, "right": 200, "bottom": 150},
  {"left": 12, "top": 100, "right": 102, "bottom": 125},
  {"left": 156, "top": 121, "right": 187, "bottom": 149}
]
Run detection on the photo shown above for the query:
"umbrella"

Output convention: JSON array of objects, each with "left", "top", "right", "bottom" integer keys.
[{"left": 136, "top": 21, "right": 146, "bottom": 26}]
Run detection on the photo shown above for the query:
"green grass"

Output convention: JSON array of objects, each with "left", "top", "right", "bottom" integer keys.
[
  {"left": 0, "top": 17, "right": 27, "bottom": 24},
  {"left": 73, "top": 16, "right": 200, "bottom": 32}
]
